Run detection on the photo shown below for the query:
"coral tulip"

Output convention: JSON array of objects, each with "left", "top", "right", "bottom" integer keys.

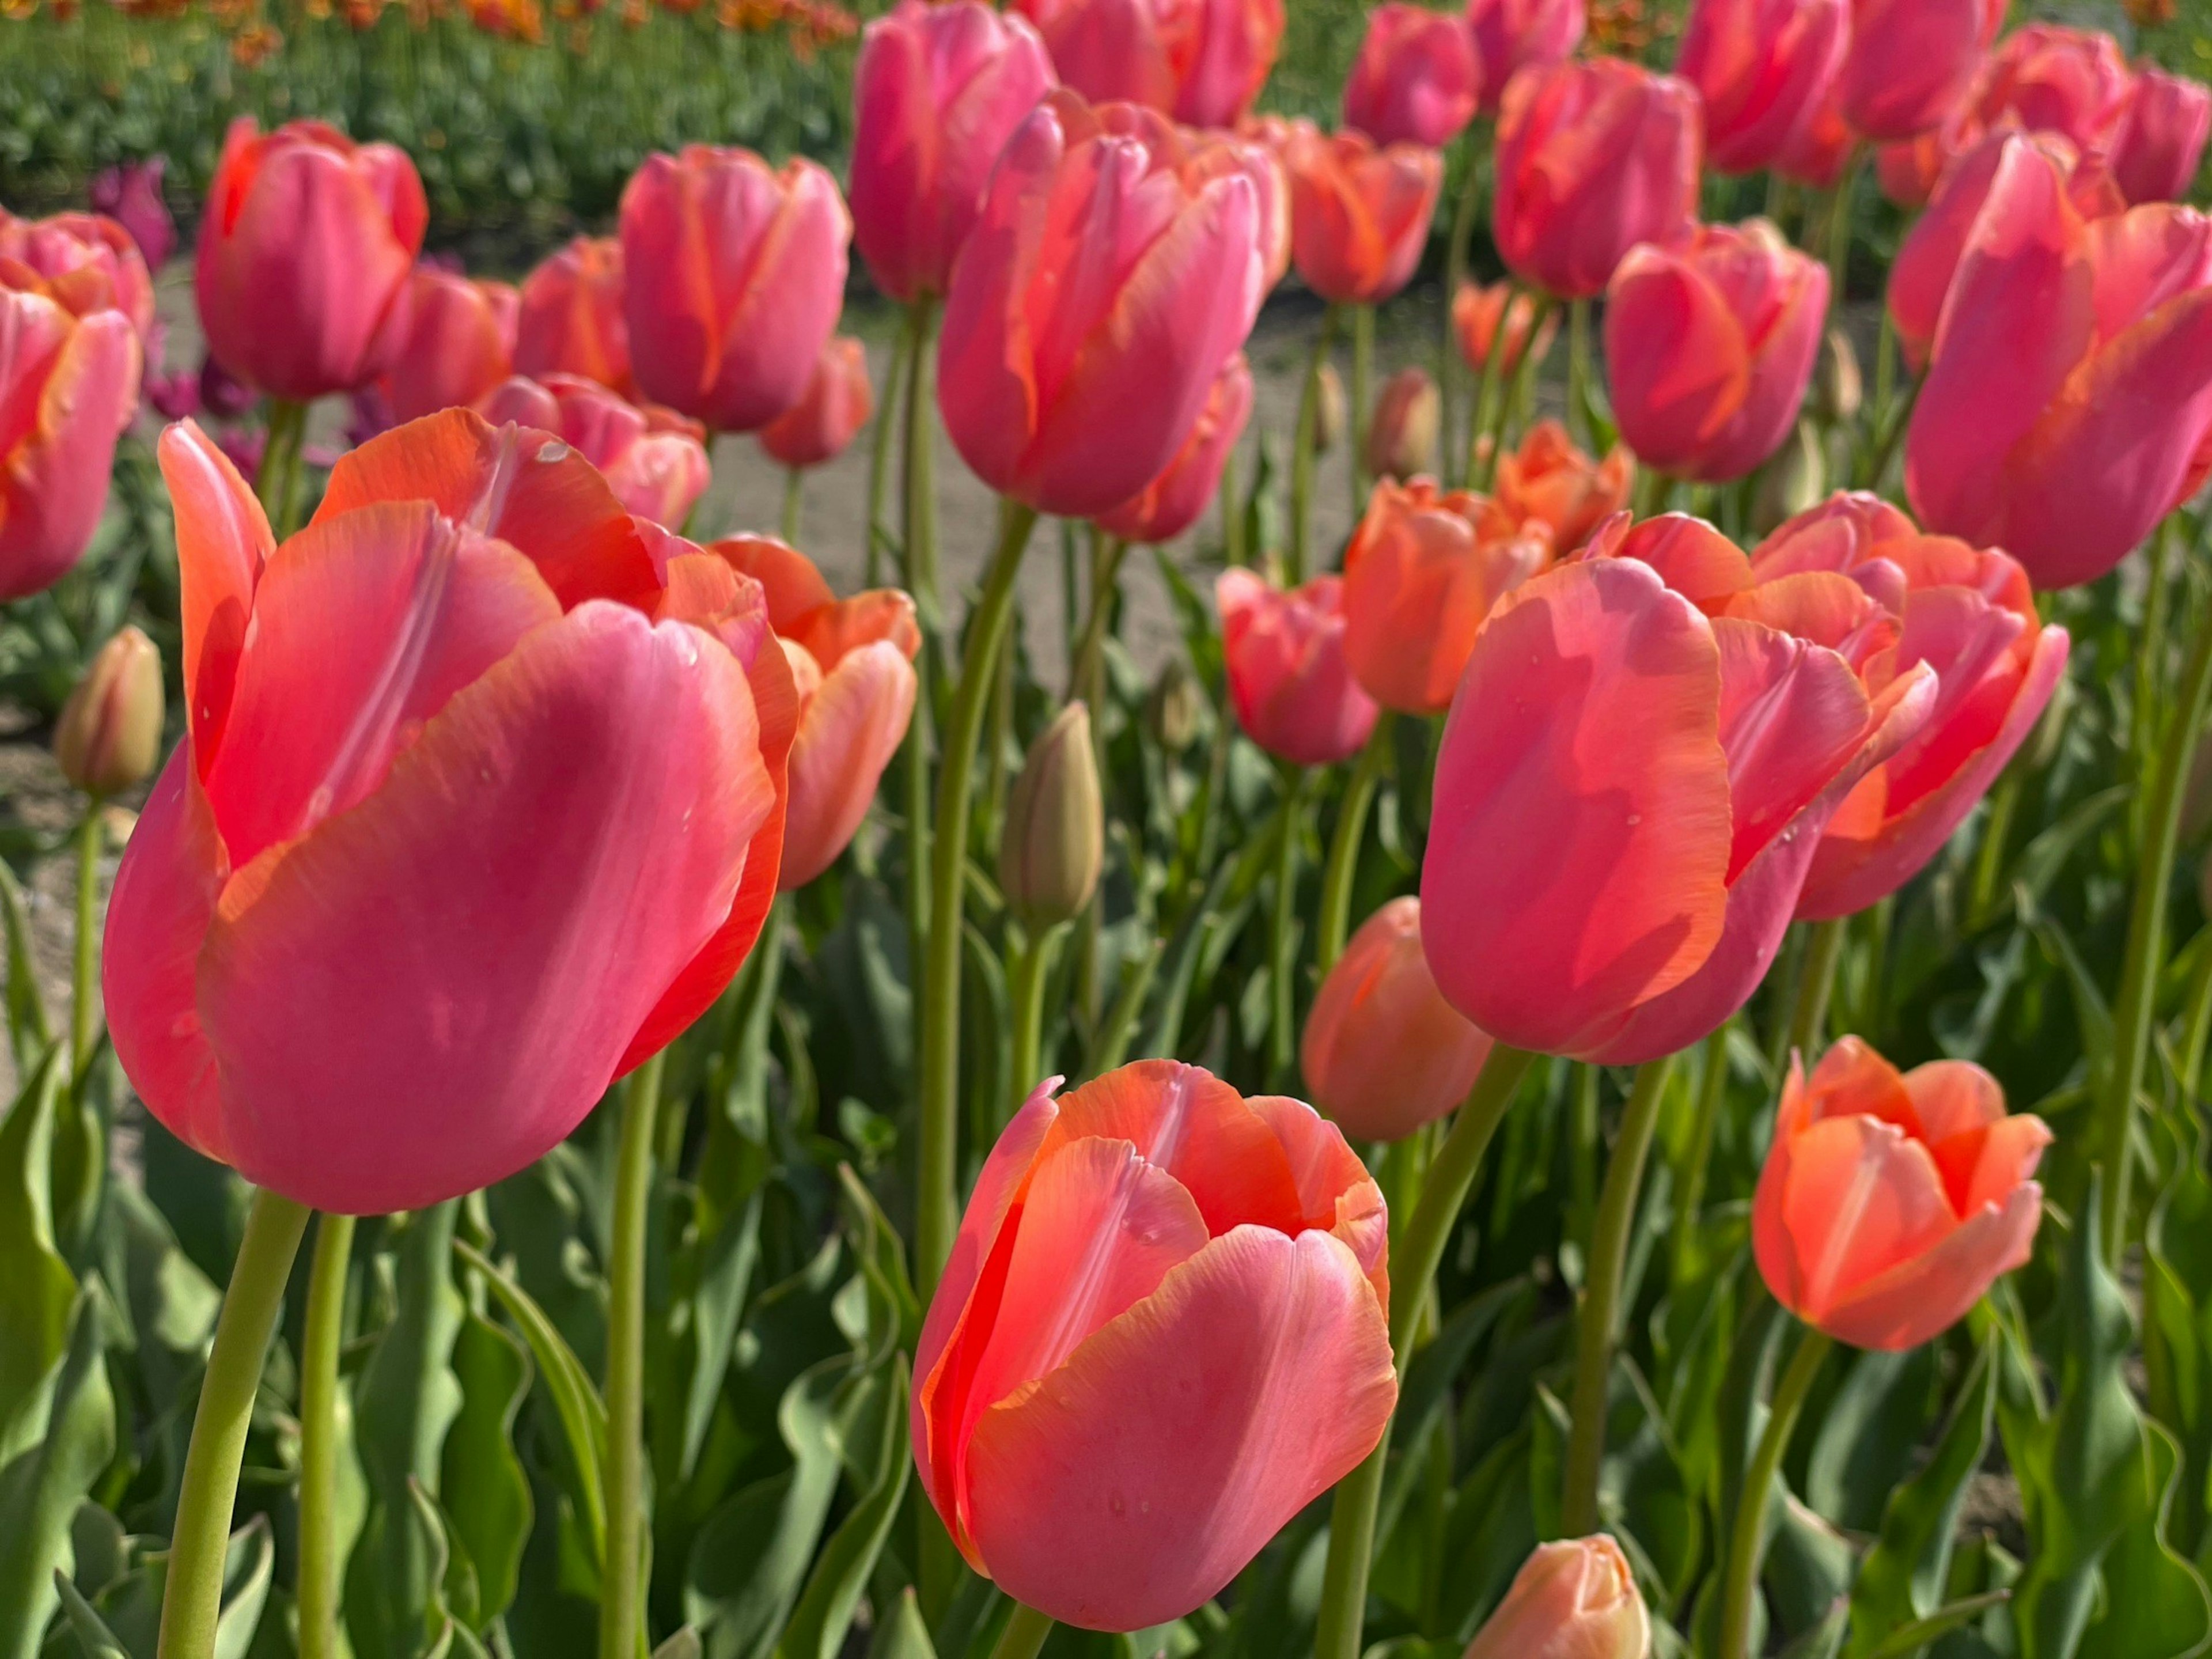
[
  {"left": 1971, "top": 24, "right": 2135, "bottom": 157},
  {"left": 759, "top": 336, "right": 874, "bottom": 470},
  {"left": 912, "top": 1060, "right": 1396, "bottom": 1631},
  {"left": 1285, "top": 127, "right": 1445, "bottom": 306},
  {"left": 2113, "top": 66, "right": 2212, "bottom": 206},
  {"left": 1836, "top": 0, "right": 2003, "bottom": 143},
  {"left": 1097, "top": 351, "right": 1253, "bottom": 544},
  {"left": 1012, "top": 0, "right": 1285, "bottom": 130},
  {"left": 849, "top": 0, "right": 1058, "bottom": 303},
  {"left": 1342, "top": 4, "right": 1483, "bottom": 151},
  {"left": 1755, "top": 1037, "right": 2049, "bottom": 1350},
  {"left": 1303, "top": 897, "right": 1494, "bottom": 1141},
  {"left": 0, "top": 209, "right": 157, "bottom": 343},
  {"left": 1904, "top": 135, "right": 2212, "bottom": 589},
  {"left": 194, "top": 118, "right": 426, "bottom": 402},
  {"left": 1675, "top": 0, "right": 1849, "bottom": 176},
  {"left": 1491, "top": 419, "right": 1633, "bottom": 552},
  {"left": 104, "top": 411, "right": 798, "bottom": 1214},
  {"left": 1492, "top": 58, "right": 1702, "bottom": 299},
  {"left": 1217, "top": 569, "right": 1380, "bottom": 766},
  {"left": 1604, "top": 219, "right": 1830, "bottom": 483},
  {"left": 620, "top": 146, "right": 851, "bottom": 433},
  {"left": 478, "top": 373, "right": 711, "bottom": 528},
  {"left": 0, "top": 279, "right": 142, "bottom": 600},
  {"left": 1464, "top": 1536, "right": 1652, "bottom": 1659},
  {"left": 514, "top": 235, "right": 632, "bottom": 397},
  {"left": 1749, "top": 493, "right": 2069, "bottom": 918},
  {"left": 1452, "top": 279, "right": 1558, "bottom": 378},
  {"left": 1342, "top": 476, "right": 1547, "bottom": 714},
  {"left": 1421, "top": 513, "right": 1936, "bottom": 1063},
  {"left": 89, "top": 157, "right": 176, "bottom": 274},
  {"left": 369, "top": 266, "right": 520, "bottom": 426},
  {"left": 938, "top": 92, "right": 1266, "bottom": 517},
  {"left": 1465, "top": 0, "right": 1585, "bottom": 115}
]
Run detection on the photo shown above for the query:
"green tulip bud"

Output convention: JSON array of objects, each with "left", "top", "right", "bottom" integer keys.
[
  {"left": 999, "top": 701, "right": 1103, "bottom": 931},
  {"left": 54, "top": 626, "right": 164, "bottom": 797}
]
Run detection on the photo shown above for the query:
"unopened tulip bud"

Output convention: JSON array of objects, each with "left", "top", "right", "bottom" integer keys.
[
  {"left": 1363, "top": 366, "right": 1440, "bottom": 482},
  {"left": 54, "top": 626, "right": 163, "bottom": 797},
  {"left": 1465, "top": 1536, "right": 1652, "bottom": 1659},
  {"left": 1148, "top": 659, "right": 1205, "bottom": 753},
  {"left": 1314, "top": 360, "right": 1349, "bottom": 456},
  {"left": 1813, "top": 326, "right": 1862, "bottom": 425},
  {"left": 1000, "top": 701, "right": 1104, "bottom": 930},
  {"left": 1749, "top": 422, "right": 1827, "bottom": 536}
]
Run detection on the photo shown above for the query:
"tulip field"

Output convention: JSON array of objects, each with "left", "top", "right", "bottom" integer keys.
[{"left": 13, "top": 1, "right": 2212, "bottom": 1657}]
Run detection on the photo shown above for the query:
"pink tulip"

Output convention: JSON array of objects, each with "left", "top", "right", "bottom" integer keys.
[
  {"left": 1756, "top": 1037, "right": 2048, "bottom": 1350},
  {"left": 0, "top": 279, "right": 142, "bottom": 600},
  {"left": 1303, "top": 897, "right": 1494, "bottom": 1141},
  {"left": 1097, "top": 351, "right": 1253, "bottom": 544},
  {"left": 1874, "top": 115, "right": 1976, "bottom": 211},
  {"left": 514, "top": 234, "right": 632, "bottom": 397},
  {"left": 1605, "top": 219, "right": 1830, "bottom": 483},
  {"left": 620, "top": 146, "right": 851, "bottom": 433},
  {"left": 1493, "top": 58, "right": 1702, "bottom": 300},
  {"left": 2113, "top": 66, "right": 2212, "bottom": 206},
  {"left": 1285, "top": 126, "right": 1445, "bottom": 306},
  {"left": 0, "top": 209, "right": 157, "bottom": 344},
  {"left": 1904, "top": 135, "right": 2212, "bottom": 589},
  {"left": 1216, "top": 568, "right": 1379, "bottom": 766},
  {"left": 1748, "top": 493, "right": 2070, "bottom": 918},
  {"left": 1464, "top": 1536, "right": 1652, "bottom": 1659},
  {"left": 194, "top": 118, "right": 427, "bottom": 402},
  {"left": 1343, "top": 5, "right": 1483, "bottom": 151},
  {"left": 1421, "top": 513, "right": 1935, "bottom": 1063},
  {"left": 1837, "top": 0, "right": 2004, "bottom": 143},
  {"left": 849, "top": 0, "right": 1058, "bottom": 303},
  {"left": 912, "top": 1060, "right": 1395, "bottom": 1631},
  {"left": 88, "top": 157, "right": 176, "bottom": 274},
  {"left": 1174, "top": 0, "right": 1285, "bottom": 127},
  {"left": 1775, "top": 83, "right": 1854, "bottom": 188},
  {"left": 759, "top": 336, "right": 874, "bottom": 471},
  {"left": 1465, "top": 0, "right": 1585, "bottom": 115},
  {"left": 371, "top": 266, "right": 520, "bottom": 426},
  {"left": 104, "top": 410, "right": 800, "bottom": 1214},
  {"left": 938, "top": 92, "right": 1266, "bottom": 517},
  {"left": 1971, "top": 24, "right": 2136, "bottom": 157},
  {"left": 478, "top": 372, "right": 712, "bottom": 528},
  {"left": 1675, "top": 0, "right": 1849, "bottom": 176},
  {"left": 1012, "top": 0, "right": 1285, "bottom": 130}
]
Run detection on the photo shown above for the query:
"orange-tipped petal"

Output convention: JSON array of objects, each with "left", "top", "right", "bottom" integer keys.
[
  {"left": 779, "top": 639, "right": 917, "bottom": 888},
  {"left": 157, "top": 419, "right": 273, "bottom": 764}
]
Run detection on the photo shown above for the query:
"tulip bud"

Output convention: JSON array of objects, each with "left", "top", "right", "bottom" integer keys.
[
  {"left": 1314, "top": 361, "right": 1350, "bottom": 456},
  {"left": 1464, "top": 1536, "right": 1652, "bottom": 1659},
  {"left": 54, "top": 626, "right": 164, "bottom": 797},
  {"left": 1813, "top": 326, "right": 1862, "bottom": 425},
  {"left": 1749, "top": 422, "right": 1827, "bottom": 537},
  {"left": 1362, "top": 366, "right": 1441, "bottom": 482},
  {"left": 1000, "top": 702, "right": 1104, "bottom": 930},
  {"left": 1147, "top": 659, "right": 1205, "bottom": 753}
]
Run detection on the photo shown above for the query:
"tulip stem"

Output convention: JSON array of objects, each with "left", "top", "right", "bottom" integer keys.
[
  {"left": 2096, "top": 546, "right": 2212, "bottom": 1263},
  {"left": 1290, "top": 304, "right": 1342, "bottom": 582},
  {"left": 1819, "top": 147, "right": 1863, "bottom": 310},
  {"left": 780, "top": 467, "right": 803, "bottom": 545},
  {"left": 1007, "top": 923, "right": 1062, "bottom": 1121},
  {"left": 902, "top": 296, "right": 943, "bottom": 1103},
  {"left": 1561, "top": 1052, "right": 1678, "bottom": 1535},
  {"left": 1350, "top": 303, "right": 1375, "bottom": 518},
  {"left": 157, "top": 1187, "right": 310, "bottom": 1659},
  {"left": 1312, "top": 1046, "right": 1538, "bottom": 1659},
  {"left": 903, "top": 296, "right": 943, "bottom": 632},
  {"left": 1268, "top": 764, "right": 1312, "bottom": 1086},
  {"left": 1440, "top": 128, "right": 1485, "bottom": 487},
  {"left": 1566, "top": 299, "right": 1601, "bottom": 452},
  {"left": 988, "top": 1602, "right": 1055, "bottom": 1659},
  {"left": 1784, "top": 918, "right": 1848, "bottom": 1065},
  {"left": 298, "top": 1211, "right": 355, "bottom": 1659},
  {"left": 1067, "top": 536, "right": 1130, "bottom": 706},
  {"left": 1718, "top": 1325, "right": 1833, "bottom": 1659},
  {"left": 866, "top": 325, "right": 911, "bottom": 589},
  {"left": 258, "top": 399, "right": 308, "bottom": 540},
  {"left": 599, "top": 1051, "right": 665, "bottom": 1659},
  {"left": 918, "top": 501, "right": 1042, "bottom": 1293},
  {"left": 1479, "top": 296, "right": 1554, "bottom": 490},
  {"left": 1460, "top": 310, "right": 1506, "bottom": 491},
  {"left": 1673, "top": 1023, "right": 1734, "bottom": 1284},
  {"left": 1315, "top": 721, "right": 1393, "bottom": 978},
  {"left": 69, "top": 798, "right": 101, "bottom": 1082}
]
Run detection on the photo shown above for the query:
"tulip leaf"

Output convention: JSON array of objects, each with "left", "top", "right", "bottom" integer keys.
[
  {"left": 866, "top": 1591, "right": 937, "bottom": 1659},
  {"left": 0, "top": 1283, "right": 112, "bottom": 1659},
  {"left": 50, "top": 1570, "right": 130, "bottom": 1659},
  {"left": 772, "top": 1353, "right": 911, "bottom": 1659},
  {"left": 654, "top": 1631, "right": 705, "bottom": 1659},
  {"left": 1864, "top": 1593, "right": 2015, "bottom": 1659},
  {"left": 677, "top": 1191, "right": 763, "bottom": 1483},
  {"left": 441, "top": 1287, "right": 535, "bottom": 1629},
  {"left": 76, "top": 1518, "right": 272, "bottom": 1659},
  {"left": 0, "top": 859, "right": 50, "bottom": 1073},
  {"left": 0, "top": 1048, "right": 77, "bottom": 1462},
  {"left": 1806, "top": 1346, "right": 1941, "bottom": 1533}
]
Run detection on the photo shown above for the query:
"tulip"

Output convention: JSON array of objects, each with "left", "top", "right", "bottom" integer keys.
[
  {"left": 1748, "top": 493, "right": 2069, "bottom": 918},
  {"left": 1098, "top": 351, "right": 1253, "bottom": 544},
  {"left": 1676, "top": 0, "right": 1849, "bottom": 176},
  {"left": 1342, "top": 5, "right": 1483, "bottom": 151},
  {"left": 1302, "top": 897, "right": 1494, "bottom": 1142},
  {"left": 2113, "top": 66, "right": 2212, "bottom": 206},
  {"left": 194, "top": 118, "right": 427, "bottom": 402},
  {"left": 104, "top": 410, "right": 799, "bottom": 1214},
  {"left": 1874, "top": 123, "right": 1967, "bottom": 211},
  {"left": 1465, "top": 0, "right": 1585, "bottom": 115},
  {"left": 1836, "top": 0, "right": 2004, "bottom": 143},
  {"left": 1421, "top": 513, "right": 1936, "bottom": 1063},
  {"left": 938, "top": 92, "right": 1267, "bottom": 518},
  {"left": 1604, "top": 219, "right": 1830, "bottom": 483},
  {"left": 1285, "top": 127, "right": 1445, "bottom": 306},
  {"left": 0, "top": 280, "right": 142, "bottom": 601},
  {"left": 55, "top": 626, "right": 164, "bottom": 798},
  {"left": 759, "top": 336, "right": 874, "bottom": 470},
  {"left": 1012, "top": 0, "right": 1285, "bottom": 130},
  {"left": 1000, "top": 701, "right": 1105, "bottom": 929},
  {"left": 1217, "top": 569, "right": 1380, "bottom": 766},
  {"left": 704, "top": 534, "right": 920, "bottom": 890},
  {"left": 1904, "top": 135, "right": 2212, "bottom": 589},
  {"left": 849, "top": 0, "right": 1058, "bottom": 304},
  {"left": 478, "top": 372, "right": 712, "bottom": 528},
  {"left": 1492, "top": 58, "right": 1702, "bottom": 300},
  {"left": 88, "top": 157, "right": 176, "bottom": 274},
  {"left": 1175, "top": 0, "right": 1285, "bottom": 127},
  {"left": 1465, "top": 1536, "right": 1652, "bottom": 1659},
  {"left": 370, "top": 266, "right": 520, "bottom": 426},
  {"left": 514, "top": 234, "right": 632, "bottom": 396},
  {"left": 1971, "top": 24, "right": 2135, "bottom": 157},
  {"left": 1342, "top": 476, "right": 1547, "bottom": 715},
  {"left": 0, "top": 209, "right": 157, "bottom": 344},
  {"left": 1452, "top": 279, "right": 1558, "bottom": 380},
  {"left": 620, "top": 146, "right": 851, "bottom": 433},
  {"left": 1363, "top": 366, "right": 1442, "bottom": 482},
  {"left": 1755, "top": 1037, "right": 2049, "bottom": 1349},
  {"left": 1490, "top": 419, "right": 1633, "bottom": 552},
  {"left": 912, "top": 1059, "right": 1396, "bottom": 1631}
]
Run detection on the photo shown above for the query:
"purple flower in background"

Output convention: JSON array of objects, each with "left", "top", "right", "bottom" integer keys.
[
  {"left": 198, "top": 353, "right": 259, "bottom": 420},
  {"left": 146, "top": 366, "right": 202, "bottom": 421},
  {"left": 89, "top": 157, "right": 176, "bottom": 273}
]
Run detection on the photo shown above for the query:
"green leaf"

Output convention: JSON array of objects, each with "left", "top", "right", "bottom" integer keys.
[
  {"left": 50, "top": 1573, "right": 128, "bottom": 1659},
  {"left": 0, "top": 859, "right": 52, "bottom": 1072},
  {"left": 0, "top": 1283, "right": 112, "bottom": 1659},
  {"left": 1866, "top": 1594, "right": 2016, "bottom": 1659},
  {"left": 677, "top": 1193, "right": 762, "bottom": 1482},
  {"left": 866, "top": 1592, "right": 937, "bottom": 1659},
  {"left": 653, "top": 1632, "right": 704, "bottom": 1659},
  {"left": 441, "top": 1290, "right": 535, "bottom": 1628},
  {"left": 772, "top": 1354, "right": 911, "bottom": 1659},
  {"left": 0, "top": 1050, "right": 77, "bottom": 1461}
]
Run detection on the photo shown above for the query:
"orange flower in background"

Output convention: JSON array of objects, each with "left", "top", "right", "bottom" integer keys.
[
  {"left": 514, "top": 234, "right": 631, "bottom": 397},
  {"left": 1452, "top": 279, "right": 1558, "bottom": 380},
  {"left": 1285, "top": 126, "right": 1444, "bottom": 307},
  {"left": 758, "top": 336, "right": 874, "bottom": 471},
  {"left": 1491, "top": 420, "right": 1633, "bottom": 552}
]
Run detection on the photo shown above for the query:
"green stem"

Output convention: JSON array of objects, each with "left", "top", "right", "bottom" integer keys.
[
  {"left": 1718, "top": 1327, "right": 1833, "bottom": 1659},
  {"left": 1315, "top": 721, "right": 1393, "bottom": 978},
  {"left": 918, "top": 502, "right": 1042, "bottom": 1293},
  {"left": 1350, "top": 302, "right": 1374, "bottom": 518},
  {"left": 1672, "top": 1024, "right": 1733, "bottom": 1283},
  {"left": 1310, "top": 1047, "right": 1538, "bottom": 1659},
  {"left": 1785, "top": 918, "right": 1848, "bottom": 1064},
  {"left": 1967, "top": 763, "right": 2024, "bottom": 929},
  {"left": 1290, "top": 305, "right": 1342, "bottom": 582},
  {"left": 1820, "top": 147, "right": 1863, "bottom": 310},
  {"left": 1440, "top": 128, "right": 1484, "bottom": 487},
  {"left": 903, "top": 297, "right": 942, "bottom": 631},
  {"left": 2181, "top": 931, "right": 2212, "bottom": 1108},
  {"left": 779, "top": 467, "right": 803, "bottom": 546},
  {"left": 988, "top": 1602, "right": 1055, "bottom": 1659},
  {"left": 297, "top": 1211, "right": 355, "bottom": 1659},
  {"left": 1268, "top": 765, "right": 1312, "bottom": 1084},
  {"left": 156, "top": 1188, "right": 310, "bottom": 1659},
  {"left": 1479, "top": 296, "right": 1555, "bottom": 489},
  {"left": 1068, "top": 536, "right": 1130, "bottom": 705},
  {"left": 1854, "top": 371, "right": 1922, "bottom": 492},
  {"left": 1560, "top": 1053, "right": 1678, "bottom": 1535},
  {"left": 1567, "top": 298, "right": 1596, "bottom": 449},
  {"left": 70, "top": 799, "right": 101, "bottom": 1081},
  {"left": 865, "top": 324, "right": 910, "bottom": 589},
  {"left": 597, "top": 1052, "right": 664, "bottom": 1659},
  {"left": 257, "top": 399, "right": 307, "bottom": 540},
  {"left": 1007, "top": 924, "right": 1060, "bottom": 1119},
  {"left": 1460, "top": 312, "right": 1506, "bottom": 491}
]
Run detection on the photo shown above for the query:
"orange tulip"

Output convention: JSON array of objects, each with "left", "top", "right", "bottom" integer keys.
[
  {"left": 1452, "top": 278, "right": 1558, "bottom": 380},
  {"left": 514, "top": 234, "right": 632, "bottom": 397},
  {"left": 1303, "top": 897, "right": 1495, "bottom": 1142},
  {"left": 1755, "top": 1037, "right": 2049, "bottom": 1350},
  {"left": 370, "top": 265, "right": 520, "bottom": 426},
  {"left": 1491, "top": 419, "right": 1633, "bottom": 553},
  {"left": 911, "top": 1060, "right": 1396, "bottom": 1631},
  {"left": 477, "top": 372, "right": 711, "bottom": 529},
  {"left": 1464, "top": 1536, "right": 1652, "bottom": 1659},
  {"left": 1097, "top": 351, "right": 1253, "bottom": 545},
  {"left": 1285, "top": 127, "right": 1445, "bottom": 306},
  {"left": 0, "top": 208, "right": 157, "bottom": 344},
  {"left": 1217, "top": 568, "right": 1380, "bottom": 766},
  {"left": 758, "top": 336, "right": 874, "bottom": 471}
]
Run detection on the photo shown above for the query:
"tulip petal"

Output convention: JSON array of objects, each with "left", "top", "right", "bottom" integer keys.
[
  {"left": 792, "top": 590, "right": 923, "bottom": 672},
  {"left": 0, "top": 303, "right": 138, "bottom": 602},
  {"left": 1816, "top": 1181, "right": 2044, "bottom": 1350},
  {"left": 704, "top": 533, "right": 836, "bottom": 634},
  {"left": 158, "top": 420, "right": 274, "bottom": 762},
  {"left": 779, "top": 641, "right": 917, "bottom": 888},
  {"left": 1770, "top": 1112, "right": 1959, "bottom": 1321},
  {"left": 1710, "top": 618, "right": 1874, "bottom": 880},
  {"left": 1248, "top": 1093, "right": 1391, "bottom": 1301}
]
